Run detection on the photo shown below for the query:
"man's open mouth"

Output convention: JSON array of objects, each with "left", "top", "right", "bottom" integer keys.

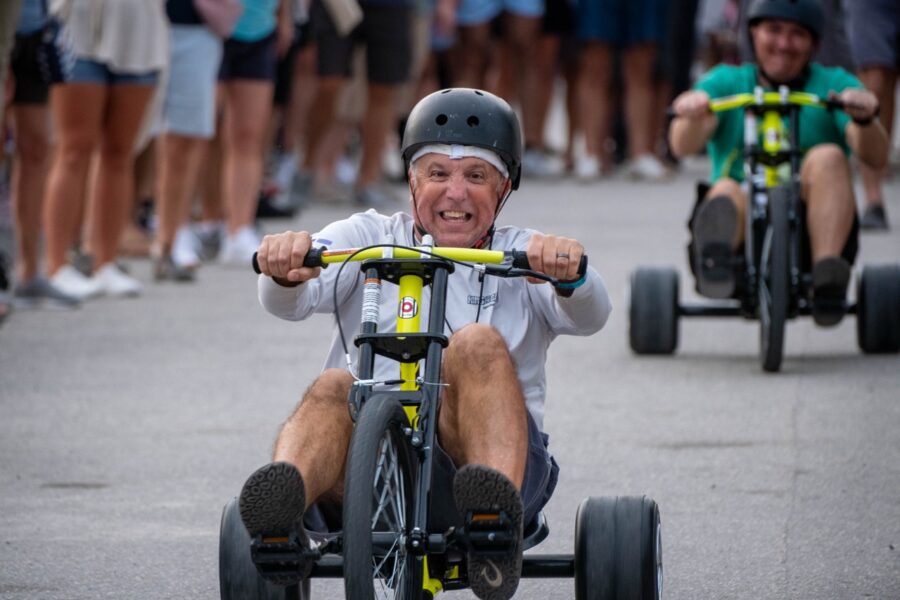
[{"left": 440, "top": 210, "right": 471, "bottom": 222}]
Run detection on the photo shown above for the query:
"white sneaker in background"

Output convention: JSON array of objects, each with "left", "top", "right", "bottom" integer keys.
[
  {"left": 171, "top": 226, "right": 202, "bottom": 269},
  {"left": 218, "top": 226, "right": 261, "bottom": 267},
  {"left": 628, "top": 154, "right": 670, "bottom": 182},
  {"left": 382, "top": 145, "right": 405, "bottom": 181},
  {"left": 523, "top": 148, "right": 566, "bottom": 179},
  {"left": 574, "top": 154, "right": 602, "bottom": 182},
  {"left": 91, "top": 263, "right": 142, "bottom": 297},
  {"left": 273, "top": 151, "right": 298, "bottom": 192},
  {"left": 50, "top": 265, "right": 104, "bottom": 300}
]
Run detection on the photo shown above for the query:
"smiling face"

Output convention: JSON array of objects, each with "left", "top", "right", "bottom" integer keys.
[
  {"left": 751, "top": 18, "right": 816, "bottom": 84},
  {"left": 409, "top": 153, "right": 511, "bottom": 248}
]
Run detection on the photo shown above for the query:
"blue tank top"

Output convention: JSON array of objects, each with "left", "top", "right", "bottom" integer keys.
[{"left": 232, "top": 0, "right": 278, "bottom": 42}]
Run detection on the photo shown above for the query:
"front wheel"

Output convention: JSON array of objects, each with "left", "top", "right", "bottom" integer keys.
[
  {"left": 574, "top": 496, "right": 662, "bottom": 600},
  {"left": 343, "top": 398, "right": 422, "bottom": 600},
  {"left": 218, "top": 497, "right": 310, "bottom": 600},
  {"left": 759, "top": 187, "right": 791, "bottom": 372},
  {"left": 629, "top": 267, "right": 680, "bottom": 355}
]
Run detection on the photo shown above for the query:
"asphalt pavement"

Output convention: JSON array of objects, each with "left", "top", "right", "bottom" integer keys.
[{"left": 1, "top": 158, "right": 898, "bottom": 599}]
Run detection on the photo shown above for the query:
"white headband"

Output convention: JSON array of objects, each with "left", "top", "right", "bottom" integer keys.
[{"left": 410, "top": 144, "right": 509, "bottom": 180}]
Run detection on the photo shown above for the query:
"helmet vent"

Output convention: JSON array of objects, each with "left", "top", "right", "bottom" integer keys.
[
  {"left": 435, "top": 114, "right": 448, "bottom": 125},
  {"left": 474, "top": 90, "right": 484, "bottom": 96},
  {"left": 467, "top": 116, "right": 480, "bottom": 127}
]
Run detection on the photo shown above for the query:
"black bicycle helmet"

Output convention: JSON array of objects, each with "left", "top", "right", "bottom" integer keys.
[
  {"left": 747, "top": 0, "right": 824, "bottom": 40},
  {"left": 401, "top": 88, "right": 522, "bottom": 190}
]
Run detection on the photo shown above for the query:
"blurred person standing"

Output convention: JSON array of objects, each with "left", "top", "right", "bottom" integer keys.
[
  {"left": 8, "top": 0, "right": 79, "bottom": 307},
  {"left": 298, "top": 0, "right": 414, "bottom": 208},
  {"left": 43, "top": 0, "right": 169, "bottom": 298},
  {"left": 216, "top": 0, "right": 293, "bottom": 266},
  {"left": 0, "top": 0, "right": 23, "bottom": 322},
  {"left": 575, "top": 0, "right": 669, "bottom": 181},
  {"left": 846, "top": 0, "right": 897, "bottom": 230},
  {"left": 152, "top": 0, "right": 227, "bottom": 280}
]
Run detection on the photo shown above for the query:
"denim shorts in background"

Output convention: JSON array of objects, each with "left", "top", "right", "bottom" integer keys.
[
  {"left": 456, "top": 0, "right": 545, "bottom": 27},
  {"left": 160, "top": 25, "right": 222, "bottom": 139},
  {"left": 845, "top": 0, "right": 900, "bottom": 70},
  {"left": 69, "top": 58, "right": 159, "bottom": 85},
  {"left": 577, "top": 0, "right": 666, "bottom": 46}
]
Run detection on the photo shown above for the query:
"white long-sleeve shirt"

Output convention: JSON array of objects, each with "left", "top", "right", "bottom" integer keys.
[{"left": 258, "top": 210, "right": 612, "bottom": 430}]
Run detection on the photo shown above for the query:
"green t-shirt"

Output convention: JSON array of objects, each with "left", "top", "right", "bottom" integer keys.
[{"left": 694, "top": 62, "right": 862, "bottom": 182}]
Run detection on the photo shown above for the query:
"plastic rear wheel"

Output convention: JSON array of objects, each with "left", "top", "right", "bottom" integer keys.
[
  {"left": 857, "top": 264, "right": 900, "bottom": 353},
  {"left": 629, "top": 267, "right": 680, "bottom": 354},
  {"left": 574, "top": 496, "right": 662, "bottom": 600},
  {"left": 218, "top": 497, "right": 310, "bottom": 599},
  {"left": 343, "top": 397, "right": 422, "bottom": 600},
  {"left": 759, "top": 188, "right": 790, "bottom": 372}
]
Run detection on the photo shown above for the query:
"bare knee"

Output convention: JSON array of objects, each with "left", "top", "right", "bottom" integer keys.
[
  {"left": 447, "top": 322, "right": 507, "bottom": 360},
  {"left": 302, "top": 368, "right": 354, "bottom": 409},
  {"left": 802, "top": 144, "right": 850, "bottom": 180}
]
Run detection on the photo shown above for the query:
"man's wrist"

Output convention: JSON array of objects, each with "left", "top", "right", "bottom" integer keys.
[{"left": 852, "top": 115, "right": 877, "bottom": 126}]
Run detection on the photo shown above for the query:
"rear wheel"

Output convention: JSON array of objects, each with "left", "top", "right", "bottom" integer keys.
[
  {"left": 629, "top": 267, "right": 680, "bottom": 355},
  {"left": 343, "top": 398, "right": 422, "bottom": 600},
  {"left": 219, "top": 497, "right": 310, "bottom": 600},
  {"left": 574, "top": 496, "right": 662, "bottom": 600},
  {"left": 857, "top": 264, "right": 900, "bottom": 353},
  {"left": 759, "top": 188, "right": 790, "bottom": 372}
]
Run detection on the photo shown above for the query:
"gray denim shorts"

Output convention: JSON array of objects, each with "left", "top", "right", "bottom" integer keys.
[
  {"left": 846, "top": 0, "right": 900, "bottom": 69},
  {"left": 427, "top": 410, "right": 560, "bottom": 532}
]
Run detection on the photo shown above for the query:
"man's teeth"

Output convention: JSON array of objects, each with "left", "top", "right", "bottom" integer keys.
[{"left": 442, "top": 211, "right": 467, "bottom": 220}]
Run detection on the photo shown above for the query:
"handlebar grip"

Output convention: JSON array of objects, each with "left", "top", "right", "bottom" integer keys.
[
  {"left": 251, "top": 247, "right": 325, "bottom": 274},
  {"left": 511, "top": 250, "right": 588, "bottom": 280}
]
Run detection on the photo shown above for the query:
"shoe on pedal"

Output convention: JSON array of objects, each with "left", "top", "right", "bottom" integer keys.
[
  {"left": 692, "top": 195, "right": 738, "bottom": 299},
  {"left": 454, "top": 464, "right": 523, "bottom": 600},
  {"left": 811, "top": 256, "right": 850, "bottom": 327},
  {"left": 239, "top": 462, "right": 314, "bottom": 585}
]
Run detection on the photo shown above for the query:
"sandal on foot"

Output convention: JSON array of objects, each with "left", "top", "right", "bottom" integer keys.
[
  {"left": 453, "top": 464, "right": 524, "bottom": 600},
  {"left": 239, "top": 461, "right": 313, "bottom": 584}
]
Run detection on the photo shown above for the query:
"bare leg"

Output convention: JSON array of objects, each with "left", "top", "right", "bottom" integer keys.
[
  {"left": 273, "top": 368, "right": 355, "bottom": 508},
  {"left": 529, "top": 34, "right": 561, "bottom": 151},
  {"left": 455, "top": 22, "right": 492, "bottom": 89},
  {"left": 43, "top": 84, "right": 106, "bottom": 275},
  {"left": 857, "top": 67, "right": 896, "bottom": 209},
  {"left": 578, "top": 42, "right": 615, "bottom": 161},
  {"left": 89, "top": 84, "right": 154, "bottom": 269},
  {"left": 622, "top": 42, "right": 659, "bottom": 158},
  {"left": 706, "top": 177, "right": 747, "bottom": 248},
  {"left": 438, "top": 324, "right": 528, "bottom": 488},
  {"left": 155, "top": 133, "right": 207, "bottom": 253},
  {"left": 10, "top": 104, "right": 50, "bottom": 281},
  {"left": 302, "top": 76, "right": 344, "bottom": 175},
  {"left": 801, "top": 144, "right": 855, "bottom": 261},
  {"left": 506, "top": 13, "right": 544, "bottom": 151},
  {"left": 221, "top": 80, "right": 275, "bottom": 234},
  {"left": 356, "top": 82, "right": 396, "bottom": 190}
]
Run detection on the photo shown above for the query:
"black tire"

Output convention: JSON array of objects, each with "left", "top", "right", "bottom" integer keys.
[
  {"left": 857, "top": 264, "right": 900, "bottom": 353},
  {"left": 343, "top": 398, "right": 422, "bottom": 600},
  {"left": 574, "top": 496, "right": 662, "bottom": 600},
  {"left": 629, "top": 267, "right": 680, "bottom": 355},
  {"left": 219, "top": 497, "right": 310, "bottom": 600},
  {"left": 759, "top": 187, "right": 790, "bottom": 372}
]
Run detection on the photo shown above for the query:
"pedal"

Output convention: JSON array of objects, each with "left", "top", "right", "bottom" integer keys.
[
  {"left": 250, "top": 531, "right": 318, "bottom": 584},
  {"left": 463, "top": 511, "right": 516, "bottom": 557}
]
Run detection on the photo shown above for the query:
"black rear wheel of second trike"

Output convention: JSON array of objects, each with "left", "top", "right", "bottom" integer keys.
[
  {"left": 218, "top": 497, "right": 311, "bottom": 600},
  {"left": 628, "top": 266, "right": 680, "bottom": 355},
  {"left": 574, "top": 496, "right": 662, "bottom": 600},
  {"left": 759, "top": 186, "right": 791, "bottom": 372},
  {"left": 856, "top": 263, "right": 900, "bottom": 353},
  {"left": 343, "top": 397, "right": 423, "bottom": 600}
]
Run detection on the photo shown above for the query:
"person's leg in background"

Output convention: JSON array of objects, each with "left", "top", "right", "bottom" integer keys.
[
  {"left": 0, "top": 0, "right": 23, "bottom": 322},
  {"left": 576, "top": 0, "right": 616, "bottom": 183},
  {"left": 87, "top": 76, "right": 156, "bottom": 295}
]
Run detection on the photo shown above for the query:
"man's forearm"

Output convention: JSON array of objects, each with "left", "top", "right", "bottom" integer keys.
[
  {"left": 847, "top": 119, "right": 889, "bottom": 170},
  {"left": 669, "top": 115, "right": 717, "bottom": 158}
]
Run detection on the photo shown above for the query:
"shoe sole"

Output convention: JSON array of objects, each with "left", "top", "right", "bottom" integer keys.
[
  {"left": 693, "top": 196, "right": 738, "bottom": 299},
  {"left": 453, "top": 465, "right": 523, "bottom": 600},
  {"left": 239, "top": 462, "right": 307, "bottom": 537},
  {"left": 812, "top": 257, "right": 850, "bottom": 327}
]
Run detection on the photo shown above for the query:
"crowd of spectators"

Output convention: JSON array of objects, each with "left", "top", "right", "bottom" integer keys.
[{"left": 0, "top": 0, "right": 897, "bottom": 322}]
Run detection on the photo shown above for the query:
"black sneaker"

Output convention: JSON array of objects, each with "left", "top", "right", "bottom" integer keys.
[
  {"left": 454, "top": 465, "right": 523, "bottom": 600},
  {"left": 860, "top": 204, "right": 889, "bottom": 231},
  {"left": 692, "top": 195, "right": 738, "bottom": 299},
  {"left": 239, "top": 462, "right": 314, "bottom": 585},
  {"left": 811, "top": 256, "right": 851, "bottom": 327}
]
